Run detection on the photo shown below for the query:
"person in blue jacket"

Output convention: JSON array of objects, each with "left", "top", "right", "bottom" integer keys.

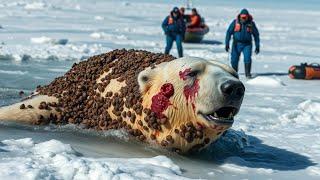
[
  {"left": 162, "top": 7, "right": 186, "bottom": 57},
  {"left": 225, "top": 9, "right": 260, "bottom": 78}
]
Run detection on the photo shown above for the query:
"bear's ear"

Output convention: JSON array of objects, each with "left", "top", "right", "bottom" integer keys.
[{"left": 138, "top": 68, "right": 157, "bottom": 94}]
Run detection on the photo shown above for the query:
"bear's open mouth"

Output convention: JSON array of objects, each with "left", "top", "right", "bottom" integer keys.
[{"left": 200, "top": 107, "right": 238, "bottom": 125}]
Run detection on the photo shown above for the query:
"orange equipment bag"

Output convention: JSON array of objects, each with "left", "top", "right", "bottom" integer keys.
[{"left": 288, "top": 63, "right": 320, "bottom": 79}]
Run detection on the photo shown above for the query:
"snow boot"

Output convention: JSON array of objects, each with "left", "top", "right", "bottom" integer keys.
[{"left": 245, "top": 63, "right": 252, "bottom": 79}]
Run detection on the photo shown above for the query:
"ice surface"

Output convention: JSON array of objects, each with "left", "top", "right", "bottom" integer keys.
[
  {"left": 0, "top": 138, "right": 187, "bottom": 180},
  {"left": 279, "top": 100, "right": 320, "bottom": 126},
  {"left": 0, "top": 0, "right": 320, "bottom": 179},
  {"left": 1, "top": 44, "right": 111, "bottom": 61},
  {"left": 94, "top": 16, "right": 104, "bottom": 21},
  {"left": 246, "top": 76, "right": 285, "bottom": 87},
  {"left": 0, "top": 70, "right": 28, "bottom": 75},
  {"left": 24, "top": 2, "right": 46, "bottom": 10},
  {"left": 30, "top": 36, "right": 53, "bottom": 44}
]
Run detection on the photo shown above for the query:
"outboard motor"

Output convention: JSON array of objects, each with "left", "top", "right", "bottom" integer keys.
[{"left": 288, "top": 63, "right": 320, "bottom": 79}]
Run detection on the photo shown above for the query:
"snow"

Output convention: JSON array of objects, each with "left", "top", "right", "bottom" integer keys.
[
  {"left": 31, "top": 37, "right": 68, "bottom": 45},
  {"left": 24, "top": 2, "right": 46, "bottom": 10},
  {"left": 246, "top": 76, "right": 285, "bottom": 87},
  {"left": 30, "top": 36, "right": 53, "bottom": 44},
  {"left": 0, "top": 70, "right": 28, "bottom": 75},
  {"left": 279, "top": 100, "right": 320, "bottom": 126},
  {"left": 90, "top": 32, "right": 128, "bottom": 41},
  {"left": 94, "top": 16, "right": 104, "bottom": 21},
  {"left": 221, "top": 163, "right": 249, "bottom": 174},
  {"left": 308, "top": 167, "right": 320, "bottom": 176},
  {"left": 1, "top": 44, "right": 111, "bottom": 61},
  {"left": 0, "top": 138, "right": 186, "bottom": 180},
  {"left": 89, "top": 32, "right": 105, "bottom": 39},
  {"left": 0, "top": 0, "right": 320, "bottom": 179}
]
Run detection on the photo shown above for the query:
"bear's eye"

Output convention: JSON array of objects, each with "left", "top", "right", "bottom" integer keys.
[
  {"left": 141, "top": 75, "right": 148, "bottom": 82},
  {"left": 187, "top": 70, "right": 199, "bottom": 78}
]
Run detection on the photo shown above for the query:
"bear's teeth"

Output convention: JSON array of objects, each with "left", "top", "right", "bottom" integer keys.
[
  {"left": 205, "top": 113, "right": 234, "bottom": 121},
  {"left": 213, "top": 114, "right": 218, "bottom": 119},
  {"left": 208, "top": 114, "right": 216, "bottom": 120}
]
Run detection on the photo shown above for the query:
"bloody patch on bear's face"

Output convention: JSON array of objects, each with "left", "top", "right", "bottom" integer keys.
[
  {"left": 183, "top": 79, "right": 200, "bottom": 110},
  {"left": 179, "top": 68, "right": 192, "bottom": 80},
  {"left": 151, "top": 83, "right": 174, "bottom": 118},
  {"left": 160, "top": 83, "right": 175, "bottom": 97},
  {"left": 179, "top": 68, "right": 191, "bottom": 81},
  {"left": 179, "top": 68, "right": 200, "bottom": 111}
]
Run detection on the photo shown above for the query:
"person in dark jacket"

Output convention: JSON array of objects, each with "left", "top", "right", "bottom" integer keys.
[
  {"left": 225, "top": 9, "right": 260, "bottom": 78},
  {"left": 179, "top": 7, "right": 189, "bottom": 23},
  {"left": 162, "top": 7, "right": 186, "bottom": 57}
]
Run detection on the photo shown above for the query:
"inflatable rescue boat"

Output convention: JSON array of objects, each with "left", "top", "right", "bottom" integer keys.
[{"left": 184, "top": 25, "right": 209, "bottom": 43}]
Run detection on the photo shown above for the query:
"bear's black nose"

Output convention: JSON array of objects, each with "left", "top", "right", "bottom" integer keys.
[{"left": 220, "top": 80, "right": 245, "bottom": 99}]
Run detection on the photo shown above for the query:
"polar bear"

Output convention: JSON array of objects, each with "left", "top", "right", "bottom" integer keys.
[{"left": 0, "top": 49, "right": 244, "bottom": 153}]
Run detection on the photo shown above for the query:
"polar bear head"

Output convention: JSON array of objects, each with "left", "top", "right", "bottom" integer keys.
[{"left": 138, "top": 57, "right": 245, "bottom": 153}]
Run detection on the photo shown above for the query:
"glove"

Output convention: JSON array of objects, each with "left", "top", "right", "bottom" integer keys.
[
  {"left": 255, "top": 47, "right": 260, "bottom": 54},
  {"left": 225, "top": 45, "right": 230, "bottom": 52}
]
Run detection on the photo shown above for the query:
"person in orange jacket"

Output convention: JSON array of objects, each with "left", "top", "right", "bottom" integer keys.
[
  {"left": 187, "top": 8, "right": 201, "bottom": 28},
  {"left": 225, "top": 9, "right": 260, "bottom": 79}
]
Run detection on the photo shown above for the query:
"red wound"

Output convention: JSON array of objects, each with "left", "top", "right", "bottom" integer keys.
[
  {"left": 160, "top": 83, "right": 175, "bottom": 97},
  {"left": 179, "top": 68, "right": 192, "bottom": 80},
  {"left": 179, "top": 68, "right": 200, "bottom": 111},
  {"left": 151, "top": 83, "right": 174, "bottom": 118},
  {"left": 183, "top": 79, "right": 200, "bottom": 110}
]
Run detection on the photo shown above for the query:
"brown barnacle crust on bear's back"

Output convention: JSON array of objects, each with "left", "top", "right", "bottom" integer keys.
[{"left": 36, "top": 49, "right": 175, "bottom": 133}]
